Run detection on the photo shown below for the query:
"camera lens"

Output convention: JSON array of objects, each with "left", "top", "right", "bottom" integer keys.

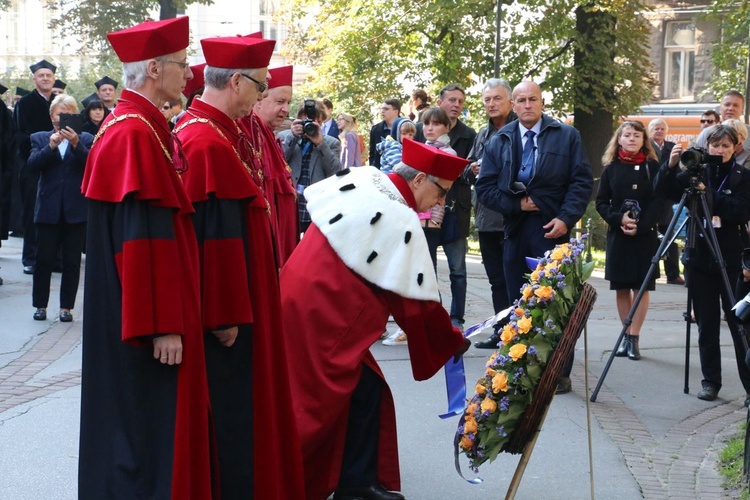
[
  {"left": 680, "top": 148, "right": 703, "bottom": 169},
  {"left": 303, "top": 121, "right": 318, "bottom": 136}
]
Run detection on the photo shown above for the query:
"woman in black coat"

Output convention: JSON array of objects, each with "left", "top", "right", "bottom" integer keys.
[
  {"left": 81, "top": 99, "right": 109, "bottom": 135},
  {"left": 596, "top": 120, "right": 664, "bottom": 360},
  {"left": 27, "top": 94, "right": 93, "bottom": 322}
]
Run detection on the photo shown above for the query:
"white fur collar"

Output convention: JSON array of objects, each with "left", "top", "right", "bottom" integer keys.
[{"left": 305, "top": 167, "right": 439, "bottom": 301}]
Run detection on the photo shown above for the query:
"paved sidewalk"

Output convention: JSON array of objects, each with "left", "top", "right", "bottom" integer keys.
[{"left": 0, "top": 234, "right": 748, "bottom": 499}]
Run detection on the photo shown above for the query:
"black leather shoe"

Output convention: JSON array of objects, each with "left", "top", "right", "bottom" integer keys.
[
  {"left": 615, "top": 335, "right": 631, "bottom": 357},
  {"left": 697, "top": 384, "right": 719, "bottom": 401},
  {"left": 475, "top": 332, "right": 501, "bottom": 349},
  {"left": 59, "top": 311, "right": 73, "bottom": 322},
  {"left": 333, "top": 484, "right": 405, "bottom": 500},
  {"left": 23, "top": 265, "right": 34, "bottom": 275},
  {"left": 33, "top": 308, "right": 47, "bottom": 321},
  {"left": 627, "top": 335, "right": 641, "bottom": 360}
]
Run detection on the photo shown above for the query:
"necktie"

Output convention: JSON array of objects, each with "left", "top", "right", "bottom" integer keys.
[{"left": 518, "top": 130, "right": 536, "bottom": 183}]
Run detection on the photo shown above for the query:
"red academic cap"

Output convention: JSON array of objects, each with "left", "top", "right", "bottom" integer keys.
[
  {"left": 401, "top": 138, "right": 467, "bottom": 180},
  {"left": 243, "top": 32, "right": 263, "bottom": 38},
  {"left": 183, "top": 63, "right": 206, "bottom": 97},
  {"left": 268, "top": 65, "right": 293, "bottom": 89},
  {"left": 200, "top": 36, "right": 276, "bottom": 70},
  {"left": 107, "top": 17, "right": 190, "bottom": 63}
]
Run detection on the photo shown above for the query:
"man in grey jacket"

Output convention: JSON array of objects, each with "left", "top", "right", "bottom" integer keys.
[
  {"left": 468, "top": 79, "right": 517, "bottom": 349},
  {"left": 279, "top": 101, "right": 342, "bottom": 232}
]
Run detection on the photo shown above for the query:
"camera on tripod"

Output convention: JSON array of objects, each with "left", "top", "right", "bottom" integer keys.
[
  {"left": 680, "top": 147, "right": 723, "bottom": 175},
  {"left": 302, "top": 99, "right": 319, "bottom": 137}
]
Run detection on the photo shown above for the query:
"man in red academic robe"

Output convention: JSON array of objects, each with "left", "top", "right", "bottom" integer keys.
[
  {"left": 78, "top": 17, "right": 215, "bottom": 499},
  {"left": 281, "top": 138, "right": 472, "bottom": 500},
  {"left": 243, "top": 64, "right": 299, "bottom": 266},
  {"left": 175, "top": 35, "right": 304, "bottom": 498}
]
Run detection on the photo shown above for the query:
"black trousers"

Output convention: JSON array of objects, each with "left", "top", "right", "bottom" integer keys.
[
  {"left": 338, "top": 364, "right": 382, "bottom": 488},
  {"left": 691, "top": 266, "right": 750, "bottom": 392},
  {"left": 32, "top": 221, "right": 84, "bottom": 309},
  {"left": 20, "top": 171, "right": 39, "bottom": 266},
  {"left": 478, "top": 231, "right": 509, "bottom": 315},
  {"left": 658, "top": 223, "right": 681, "bottom": 280},
  {"left": 204, "top": 325, "right": 254, "bottom": 498}
]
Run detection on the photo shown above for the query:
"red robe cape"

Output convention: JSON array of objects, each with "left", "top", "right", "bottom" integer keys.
[
  {"left": 280, "top": 172, "right": 465, "bottom": 498},
  {"left": 238, "top": 113, "right": 298, "bottom": 267},
  {"left": 177, "top": 98, "right": 305, "bottom": 498},
  {"left": 79, "top": 89, "right": 214, "bottom": 499}
]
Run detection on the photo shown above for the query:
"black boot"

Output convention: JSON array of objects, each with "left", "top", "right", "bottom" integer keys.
[
  {"left": 615, "top": 334, "right": 631, "bottom": 357},
  {"left": 627, "top": 334, "right": 640, "bottom": 360},
  {"left": 475, "top": 331, "right": 501, "bottom": 349}
]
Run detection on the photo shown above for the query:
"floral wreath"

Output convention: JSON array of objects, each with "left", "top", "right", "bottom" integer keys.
[{"left": 457, "top": 236, "right": 594, "bottom": 470}]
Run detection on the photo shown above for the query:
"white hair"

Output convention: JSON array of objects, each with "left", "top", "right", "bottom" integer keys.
[
  {"left": 49, "top": 94, "right": 78, "bottom": 114},
  {"left": 393, "top": 162, "right": 440, "bottom": 182},
  {"left": 122, "top": 53, "right": 172, "bottom": 89},
  {"left": 204, "top": 66, "right": 261, "bottom": 90}
]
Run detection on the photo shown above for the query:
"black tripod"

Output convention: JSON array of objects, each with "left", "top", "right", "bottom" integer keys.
[{"left": 591, "top": 175, "right": 750, "bottom": 402}]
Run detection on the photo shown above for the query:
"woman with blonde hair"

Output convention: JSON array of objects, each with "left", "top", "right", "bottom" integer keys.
[
  {"left": 596, "top": 120, "right": 663, "bottom": 360},
  {"left": 336, "top": 112, "right": 363, "bottom": 167}
]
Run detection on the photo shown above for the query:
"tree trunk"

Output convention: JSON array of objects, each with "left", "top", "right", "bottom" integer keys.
[
  {"left": 160, "top": 0, "right": 178, "bottom": 20},
  {"left": 573, "top": 4, "right": 615, "bottom": 198}
]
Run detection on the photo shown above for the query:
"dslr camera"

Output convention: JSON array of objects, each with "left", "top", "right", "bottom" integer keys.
[
  {"left": 680, "top": 147, "right": 723, "bottom": 175},
  {"left": 302, "top": 99, "right": 319, "bottom": 137}
]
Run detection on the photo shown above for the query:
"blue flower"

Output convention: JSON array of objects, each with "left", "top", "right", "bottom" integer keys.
[
  {"left": 528, "top": 346, "right": 537, "bottom": 355},
  {"left": 500, "top": 397, "right": 510, "bottom": 411}
]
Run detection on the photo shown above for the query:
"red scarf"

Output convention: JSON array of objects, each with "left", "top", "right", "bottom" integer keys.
[{"left": 618, "top": 149, "right": 647, "bottom": 165}]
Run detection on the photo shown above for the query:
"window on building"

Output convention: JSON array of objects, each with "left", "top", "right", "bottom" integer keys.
[{"left": 663, "top": 21, "right": 695, "bottom": 99}]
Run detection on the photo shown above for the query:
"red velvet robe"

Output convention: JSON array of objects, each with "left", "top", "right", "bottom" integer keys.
[
  {"left": 177, "top": 98, "right": 305, "bottom": 498},
  {"left": 79, "top": 89, "right": 214, "bottom": 500},
  {"left": 238, "top": 113, "right": 298, "bottom": 267},
  {"left": 280, "top": 171, "right": 465, "bottom": 499}
]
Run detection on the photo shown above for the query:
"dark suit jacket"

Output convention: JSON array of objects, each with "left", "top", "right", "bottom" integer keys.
[
  {"left": 368, "top": 121, "right": 389, "bottom": 167},
  {"left": 325, "top": 119, "right": 340, "bottom": 139},
  {"left": 28, "top": 130, "right": 93, "bottom": 225},
  {"left": 13, "top": 90, "right": 53, "bottom": 176},
  {"left": 653, "top": 140, "right": 676, "bottom": 225}
]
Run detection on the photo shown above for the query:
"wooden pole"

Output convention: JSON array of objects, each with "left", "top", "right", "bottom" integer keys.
[{"left": 505, "top": 403, "right": 553, "bottom": 499}]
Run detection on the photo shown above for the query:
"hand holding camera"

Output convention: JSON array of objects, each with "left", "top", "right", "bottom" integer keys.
[{"left": 292, "top": 98, "right": 324, "bottom": 145}]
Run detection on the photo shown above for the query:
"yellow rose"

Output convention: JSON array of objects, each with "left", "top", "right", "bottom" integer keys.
[
  {"left": 534, "top": 286, "right": 554, "bottom": 301},
  {"left": 460, "top": 435, "right": 474, "bottom": 450},
  {"left": 476, "top": 383, "right": 487, "bottom": 395},
  {"left": 522, "top": 285, "right": 534, "bottom": 300},
  {"left": 492, "top": 372, "right": 508, "bottom": 393},
  {"left": 464, "top": 417, "right": 478, "bottom": 434},
  {"left": 467, "top": 403, "right": 478, "bottom": 415},
  {"left": 550, "top": 244, "right": 570, "bottom": 262},
  {"left": 530, "top": 269, "right": 540, "bottom": 282},
  {"left": 481, "top": 396, "right": 498, "bottom": 413},
  {"left": 514, "top": 307, "right": 526, "bottom": 317},
  {"left": 518, "top": 316, "right": 532, "bottom": 334},
  {"left": 500, "top": 324, "right": 515, "bottom": 343},
  {"left": 509, "top": 343, "right": 528, "bottom": 361},
  {"left": 545, "top": 261, "right": 558, "bottom": 272},
  {"left": 485, "top": 368, "right": 496, "bottom": 377}
]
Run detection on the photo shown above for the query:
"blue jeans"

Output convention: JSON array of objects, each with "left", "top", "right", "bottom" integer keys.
[{"left": 442, "top": 238, "right": 467, "bottom": 326}]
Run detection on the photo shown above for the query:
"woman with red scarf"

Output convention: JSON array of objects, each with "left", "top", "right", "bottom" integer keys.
[{"left": 596, "top": 120, "right": 665, "bottom": 360}]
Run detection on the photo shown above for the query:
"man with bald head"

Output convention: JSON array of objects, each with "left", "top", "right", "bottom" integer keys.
[{"left": 476, "top": 81, "right": 592, "bottom": 391}]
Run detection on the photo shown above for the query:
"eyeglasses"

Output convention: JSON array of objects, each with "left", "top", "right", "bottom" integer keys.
[
  {"left": 700, "top": 119, "right": 716, "bottom": 124},
  {"left": 431, "top": 179, "right": 450, "bottom": 198},
  {"left": 239, "top": 73, "right": 268, "bottom": 93},
  {"left": 162, "top": 104, "right": 171, "bottom": 110},
  {"left": 165, "top": 60, "right": 190, "bottom": 70}
]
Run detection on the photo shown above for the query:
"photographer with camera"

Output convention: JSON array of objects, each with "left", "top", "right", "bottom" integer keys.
[
  {"left": 657, "top": 124, "right": 750, "bottom": 402},
  {"left": 279, "top": 99, "right": 342, "bottom": 233},
  {"left": 596, "top": 121, "right": 664, "bottom": 361}
]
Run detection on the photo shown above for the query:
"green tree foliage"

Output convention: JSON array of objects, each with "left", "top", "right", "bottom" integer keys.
[
  {"left": 703, "top": 0, "right": 750, "bottom": 97},
  {"left": 280, "top": 0, "right": 655, "bottom": 127},
  {"left": 42, "top": 0, "right": 212, "bottom": 61}
]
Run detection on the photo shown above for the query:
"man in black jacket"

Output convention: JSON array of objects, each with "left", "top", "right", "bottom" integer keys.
[
  {"left": 368, "top": 99, "right": 400, "bottom": 168},
  {"left": 415, "top": 83, "right": 476, "bottom": 330},
  {"left": 14, "top": 59, "right": 56, "bottom": 274}
]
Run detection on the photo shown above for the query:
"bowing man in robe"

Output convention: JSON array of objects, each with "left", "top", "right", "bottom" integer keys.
[
  {"left": 281, "top": 138, "right": 472, "bottom": 500},
  {"left": 78, "top": 17, "right": 216, "bottom": 499},
  {"left": 175, "top": 35, "right": 304, "bottom": 498}
]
